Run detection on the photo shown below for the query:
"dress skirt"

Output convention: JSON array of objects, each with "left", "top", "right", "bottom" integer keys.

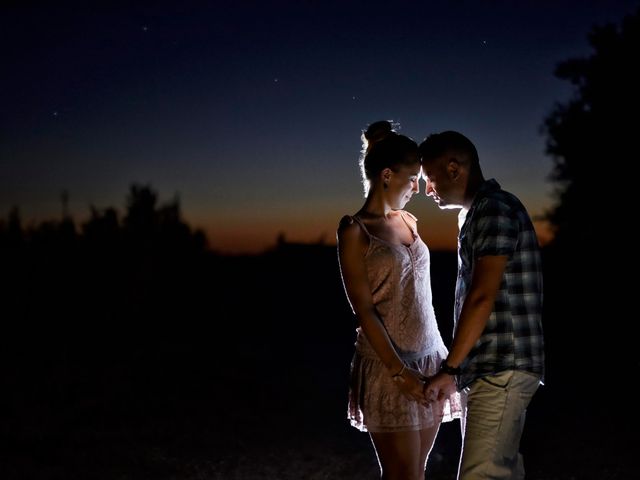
[{"left": 348, "top": 347, "right": 462, "bottom": 433}]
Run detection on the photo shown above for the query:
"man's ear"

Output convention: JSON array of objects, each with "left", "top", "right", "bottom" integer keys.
[{"left": 447, "top": 158, "right": 461, "bottom": 180}]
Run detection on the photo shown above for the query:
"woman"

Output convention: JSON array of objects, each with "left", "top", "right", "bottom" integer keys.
[{"left": 337, "top": 121, "right": 461, "bottom": 479}]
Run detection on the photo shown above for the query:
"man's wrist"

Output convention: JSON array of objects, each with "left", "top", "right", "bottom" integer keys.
[{"left": 439, "top": 359, "right": 462, "bottom": 376}]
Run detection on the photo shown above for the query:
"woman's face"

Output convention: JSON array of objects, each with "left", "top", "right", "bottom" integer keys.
[{"left": 386, "top": 158, "right": 421, "bottom": 209}]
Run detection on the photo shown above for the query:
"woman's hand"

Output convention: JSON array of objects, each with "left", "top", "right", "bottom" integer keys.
[
  {"left": 423, "top": 372, "right": 457, "bottom": 404},
  {"left": 392, "top": 368, "right": 429, "bottom": 406}
]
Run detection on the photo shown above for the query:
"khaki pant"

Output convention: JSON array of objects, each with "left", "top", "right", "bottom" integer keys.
[{"left": 458, "top": 370, "right": 540, "bottom": 479}]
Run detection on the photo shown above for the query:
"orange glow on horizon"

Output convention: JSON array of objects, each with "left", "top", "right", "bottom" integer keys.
[
  {"left": 198, "top": 214, "right": 461, "bottom": 255},
  {"left": 190, "top": 205, "right": 555, "bottom": 255},
  {"left": 533, "top": 220, "right": 554, "bottom": 247}
]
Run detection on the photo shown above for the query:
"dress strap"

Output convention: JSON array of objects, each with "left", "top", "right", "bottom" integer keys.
[
  {"left": 339, "top": 215, "right": 373, "bottom": 257},
  {"left": 399, "top": 210, "right": 418, "bottom": 239},
  {"left": 350, "top": 215, "right": 373, "bottom": 238}
]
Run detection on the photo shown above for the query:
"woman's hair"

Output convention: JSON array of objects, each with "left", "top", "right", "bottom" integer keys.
[{"left": 359, "top": 120, "right": 418, "bottom": 196}]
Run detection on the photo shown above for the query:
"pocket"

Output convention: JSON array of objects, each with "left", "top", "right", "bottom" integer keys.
[{"left": 478, "top": 370, "right": 514, "bottom": 389}]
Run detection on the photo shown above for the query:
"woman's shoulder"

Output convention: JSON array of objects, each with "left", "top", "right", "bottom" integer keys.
[
  {"left": 337, "top": 214, "right": 367, "bottom": 242},
  {"left": 399, "top": 210, "right": 419, "bottom": 231},
  {"left": 338, "top": 214, "right": 355, "bottom": 229},
  {"left": 337, "top": 214, "right": 359, "bottom": 235},
  {"left": 399, "top": 210, "right": 418, "bottom": 222}
]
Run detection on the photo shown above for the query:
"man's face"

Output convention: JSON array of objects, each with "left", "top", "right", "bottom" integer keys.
[{"left": 422, "top": 155, "right": 460, "bottom": 209}]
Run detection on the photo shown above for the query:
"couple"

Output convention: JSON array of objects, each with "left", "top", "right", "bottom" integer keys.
[{"left": 337, "top": 121, "right": 544, "bottom": 480}]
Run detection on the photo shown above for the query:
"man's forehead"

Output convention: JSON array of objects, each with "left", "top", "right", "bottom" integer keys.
[
  {"left": 421, "top": 166, "right": 435, "bottom": 177},
  {"left": 422, "top": 156, "right": 448, "bottom": 171}
]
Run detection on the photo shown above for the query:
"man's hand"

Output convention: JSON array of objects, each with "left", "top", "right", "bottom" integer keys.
[{"left": 423, "top": 372, "right": 457, "bottom": 404}]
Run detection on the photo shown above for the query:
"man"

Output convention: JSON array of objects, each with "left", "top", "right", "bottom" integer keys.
[{"left": 419, "top": 131, "right": 544, "bottom": 479}]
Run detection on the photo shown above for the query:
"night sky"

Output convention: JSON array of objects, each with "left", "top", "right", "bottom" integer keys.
[{"left": 3, "top": 1, "right": 639, "bottom": 253}]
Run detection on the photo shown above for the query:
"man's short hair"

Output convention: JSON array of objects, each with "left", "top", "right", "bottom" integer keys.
[{"left": 418, "top": 131, "right": 479, "bottom": 166}]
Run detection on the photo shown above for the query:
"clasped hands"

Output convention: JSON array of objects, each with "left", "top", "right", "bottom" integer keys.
[{"left": 396, "top": 368, "right": 457, "bottom": 406}]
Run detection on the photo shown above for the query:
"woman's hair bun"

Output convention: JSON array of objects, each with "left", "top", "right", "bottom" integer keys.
[{"left": 364, "top": 120, "right": 394, "bottom": 145}]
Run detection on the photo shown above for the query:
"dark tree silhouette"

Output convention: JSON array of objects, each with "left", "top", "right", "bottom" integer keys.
[
  {"left": 83, "top": 206, "right": 121, "bottom": 247},
  {"left": 544, "top": 8, "right": 639, "bottom": 251},
  {"left": 541, "top": 9, "right": 639, "bottom": 380},
  {"left": 6, "top": 206, "right": 23, "bottom": 247}
]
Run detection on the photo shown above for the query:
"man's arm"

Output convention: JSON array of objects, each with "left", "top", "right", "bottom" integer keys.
[
  {"left": 425, "top": 255, "right": 508, "bottom": 401},
  {"left": 445, "top": 254, "right": 508, "bottom": 368}
]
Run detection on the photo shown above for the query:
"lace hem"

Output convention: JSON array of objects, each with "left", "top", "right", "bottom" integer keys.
[{"left": 347, "top": 349, "right": 463, "bottom": 433}]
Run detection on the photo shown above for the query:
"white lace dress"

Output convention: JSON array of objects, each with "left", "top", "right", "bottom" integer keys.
[{"left": 346, "top": 211, "right": 462, "bottom": 432}]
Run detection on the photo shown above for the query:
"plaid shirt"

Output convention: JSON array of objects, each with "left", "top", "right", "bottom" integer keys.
[{"left": 455, "top": 179, "right": 544, "bottom": 389}]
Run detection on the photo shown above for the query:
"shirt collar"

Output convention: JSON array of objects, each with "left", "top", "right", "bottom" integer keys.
[{"left": 459, "top": 179, "right": 501, "bottom": 228}]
